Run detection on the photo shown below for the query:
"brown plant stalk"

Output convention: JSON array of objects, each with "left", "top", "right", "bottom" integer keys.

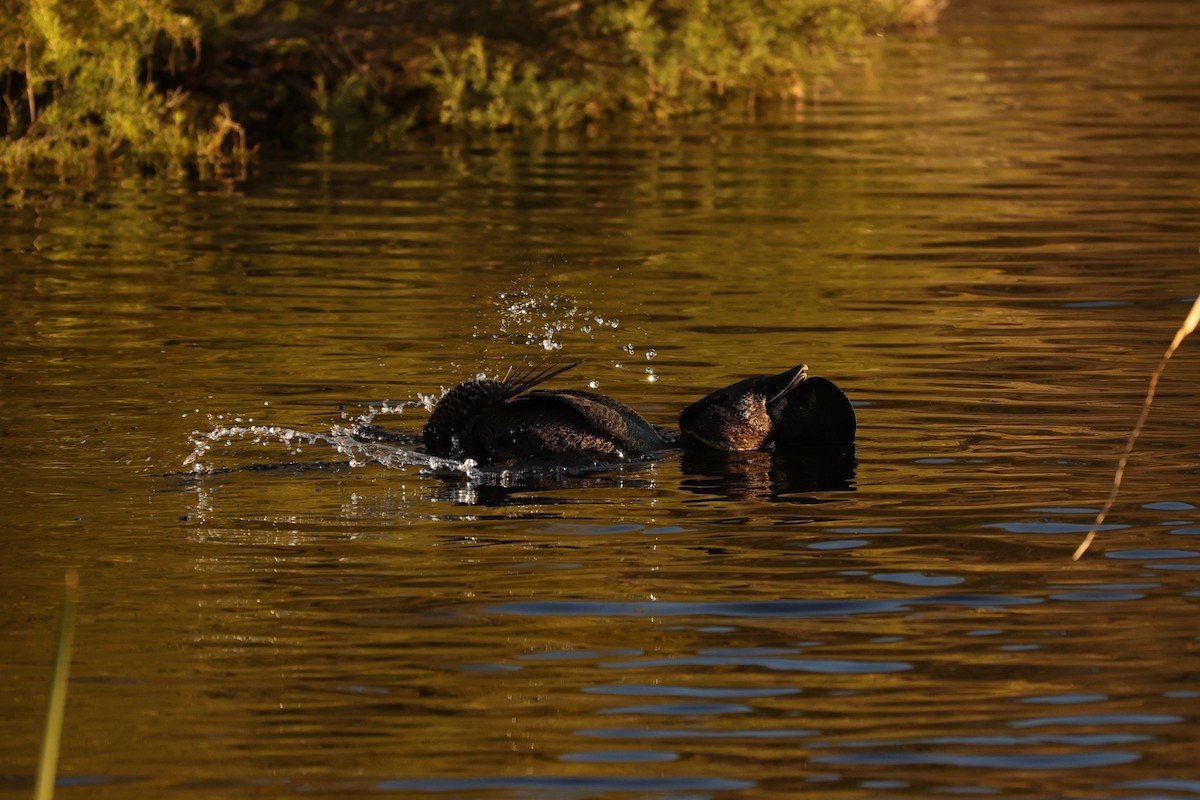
[{"left": 1074, "top": 293, "right": 1200, "bottom": 560}]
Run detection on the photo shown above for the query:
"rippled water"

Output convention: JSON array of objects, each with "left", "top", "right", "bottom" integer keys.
[{"left": 3, "top": 0, "right": 1200, "bottom": 797}]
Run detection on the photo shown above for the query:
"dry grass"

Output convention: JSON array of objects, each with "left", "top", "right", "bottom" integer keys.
[{"left": 1074, "top": 294, "right": 1200, "bottom": 560}]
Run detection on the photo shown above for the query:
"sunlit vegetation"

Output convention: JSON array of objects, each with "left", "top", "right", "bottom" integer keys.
[
  {"left": 1, "top": 0, "right": 245, "bottom": 173},
  {"left": 2, "top": 0, "right": 945, "bottom": 172}
]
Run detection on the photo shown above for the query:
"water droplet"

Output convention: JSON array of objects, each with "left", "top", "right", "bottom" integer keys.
[
  {"left": 645, "top": 349, "right": 657, "bottom": 360},
  {"left": 614, "top": 363, "right": 623, "bottom": 369},
  {"left": 622, "top": 343, "right": 635, "bottom": 354},
  {"left": 581, "top": 325, "right": 592, "bottom": 334},
  {"left": 588, "top": 379, "right": 600, "bottom": 389},
  {"left": 645, "top": 367, "right": 658, "bottom": 382},
  {"left": 610, "top": 319, "right": 620, "bottom": 328}
]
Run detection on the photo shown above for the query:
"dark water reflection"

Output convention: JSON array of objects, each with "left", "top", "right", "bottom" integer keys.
[
  {"left": 680, "top": 447, "right": 858, "bottom": 500},
  {"left": 4, "top": 0, "right": 1200, "bottom": 797}
]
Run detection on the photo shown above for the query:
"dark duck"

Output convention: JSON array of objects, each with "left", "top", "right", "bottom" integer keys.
[
  {"left": 678, "top": 364, "right": 855, "bottom": 451},
  {"left": 423, "top": 363, "right": 671, "bottom": 465}
]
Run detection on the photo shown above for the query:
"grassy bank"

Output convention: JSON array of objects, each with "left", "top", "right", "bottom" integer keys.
[{"left": 2, "top": 0, "right": 945, "bottom": 173}]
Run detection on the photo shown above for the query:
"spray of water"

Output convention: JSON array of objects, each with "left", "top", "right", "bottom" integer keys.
[
  {"left": 185, "top": 284, "right": 662, "bottom": 481},
  {"left": 485, "top": 285, "right": 660, "bottom": 384},
  {"left": 183, "top": 416, "right": 477, "bottom": 480}
]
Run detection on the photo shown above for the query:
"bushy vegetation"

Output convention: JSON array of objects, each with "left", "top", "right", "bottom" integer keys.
[
  {"left": 1, "top": 0, "right": 945, "bottom": 172},
  {"left": 1, "top": 0, "right": 245, "bottom": 173}
]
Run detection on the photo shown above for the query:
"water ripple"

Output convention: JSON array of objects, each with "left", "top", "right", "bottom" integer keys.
[
  {"left": 602, "top": 655, "right": 910, "bottom": 674},
  {"left": 812, "top": 751, "right": 1139, "bottom": 769},
  {"left": 364, "top": 775, "right": 756, "bottom": 793},
  {"left": 490, "top": 594, "right": 1039, "bottom": 618}
]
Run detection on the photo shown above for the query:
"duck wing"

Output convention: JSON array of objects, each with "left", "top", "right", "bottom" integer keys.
[{"left": 530, "top": 390, "right": 669, "bottom": 455}]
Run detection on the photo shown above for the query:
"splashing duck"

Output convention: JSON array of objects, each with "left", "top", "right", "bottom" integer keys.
[{"left": 423, "top": 362, "right": 671, "bottom": 464}]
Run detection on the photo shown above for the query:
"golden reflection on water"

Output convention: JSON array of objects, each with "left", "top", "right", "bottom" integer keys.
[{"left": 3, "top": 0, "right": 1200, "bottom": 797}]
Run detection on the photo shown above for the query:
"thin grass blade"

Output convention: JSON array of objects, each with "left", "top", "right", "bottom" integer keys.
[
  {"left": 35, "top": 571, "right": 78, "bottom": 800},
  {"left": 1074, "top": 294, "right": 1200, "bottom": 559}
]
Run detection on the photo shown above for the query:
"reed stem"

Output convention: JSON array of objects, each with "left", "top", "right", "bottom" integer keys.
[
  {"left": 35, "top": 571, "right": 78, "bottom": 800},
  {"left": 1074, "top": 295, "right": 1200, "bottom": 560}
]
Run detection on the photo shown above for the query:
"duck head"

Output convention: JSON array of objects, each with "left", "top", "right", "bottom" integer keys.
[{"left": 679, "top": 364, "right": 855, "bottom": 451}]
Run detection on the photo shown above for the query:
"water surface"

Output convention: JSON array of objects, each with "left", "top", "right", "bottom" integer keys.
[{"left": 3, "top": 0, "right": 1200, "bottom": 797}]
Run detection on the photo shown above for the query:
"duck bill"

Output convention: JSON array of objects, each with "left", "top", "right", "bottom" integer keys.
[{"left": 766, "top": 364, "right": 808, "bottom": 404}]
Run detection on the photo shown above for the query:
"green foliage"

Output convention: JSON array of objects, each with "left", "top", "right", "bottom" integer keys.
[
  {"left": 428, "top": 37, "right": 601, "bottom": 130},
  {"left": 591, "top": 0, "right": 833, "bottom": 119},
  {"left": 312, "top": 73, "right": 416, "bottom": 152},
  {"left": 420, "top": 0, "right": 944, "bottom": 128},
  {"left": 1, "top": 0, "right": 246, "bottom": 172},
  {"left": 1, "top": 0, "right": 944, "bottom": 171}
]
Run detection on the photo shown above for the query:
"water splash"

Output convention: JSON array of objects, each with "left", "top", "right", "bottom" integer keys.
[
  {"left": 181, "top": 416, "right": 656, "bottom": 489},
  {"left": 490, "top": 287, "right": 607, "bottom": 352},
  {"left": 475, "top": 284, "right": 663, "bottom": 384},
  {"left": 183, "top": 420, "right": 478, "bottom": 480},
  {"left": 344, "top": 399, "right": 411, "bottom": 427},
  {"left": 184, "top": 284, "right": 667, "bottom": 483},
  {"left": 328, "top": 425, "right": 476, "bottom": 476}
]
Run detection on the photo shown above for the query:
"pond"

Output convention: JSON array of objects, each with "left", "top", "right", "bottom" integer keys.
[{"left": 3, "top": 0, "right": 1200, "bottom": 797}]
